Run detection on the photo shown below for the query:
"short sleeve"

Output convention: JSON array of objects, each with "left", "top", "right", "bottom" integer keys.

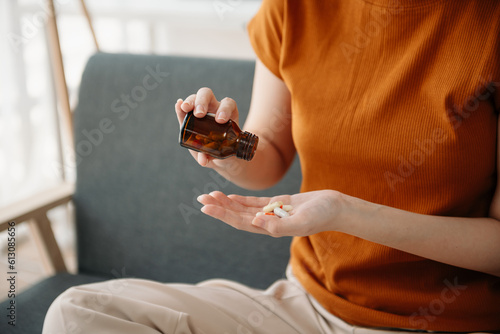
[{"left": 247, "top": 0, "right": 285, "bottom": 80}]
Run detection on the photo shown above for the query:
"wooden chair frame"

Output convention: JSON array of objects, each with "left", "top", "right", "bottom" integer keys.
[{"left": 0, "top": 183, "right": 74, "bottom": 273}]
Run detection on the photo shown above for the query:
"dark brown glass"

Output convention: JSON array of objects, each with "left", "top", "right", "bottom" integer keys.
[{"left": 179, "top": 111, "right": 259, "bottom": 161}]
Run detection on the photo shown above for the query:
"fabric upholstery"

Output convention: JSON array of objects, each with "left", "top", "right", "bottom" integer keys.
[
  {"left": 0, "top": 273, "right": 106, "bottom": 333},
  {"left": 73, "top": 53, "right": 300, "bottom": 287},
  {"left": 1, "top": 54, "right": 301, "bottom": 334}
]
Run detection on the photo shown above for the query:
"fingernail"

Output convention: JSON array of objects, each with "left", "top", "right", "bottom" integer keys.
[
  {"left": 176, "top": 98, "right": 182, "bottom": 103},
  {"left": 252, "top": 218, "right": 265, "bottom": 228},
  {"left": 218, "top": 111, "right": 227, "bottom": 122},
  {"left": 195, "top": 105, "right": 205, "bottom": 116},
  {"left": 197, "top": 195, "right": 204, "bottom": 203}
]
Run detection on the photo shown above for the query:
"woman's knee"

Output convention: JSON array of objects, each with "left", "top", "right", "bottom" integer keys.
[
  {"left": 43, "top": 279, "right": 136, "bottom": 332},
  {"left": 43, "top": 279, "right": 196, "bottom": 334}
]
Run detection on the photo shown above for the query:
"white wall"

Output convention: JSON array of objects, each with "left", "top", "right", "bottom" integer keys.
[{"left": 0, "top": 0, "right": 261, "bottom": 207}]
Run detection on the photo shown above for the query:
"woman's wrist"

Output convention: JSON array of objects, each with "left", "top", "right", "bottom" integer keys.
[
  {"left": 319, "top": 190, "right": 347, "bottom": 233},
  {"left": 332, "top": 191, "right": 383, "bottom": 235}
]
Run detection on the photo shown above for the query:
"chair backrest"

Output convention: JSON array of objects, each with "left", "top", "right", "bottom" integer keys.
[{"left": 73, "top": 53, "right": 302, "bottom": 289}]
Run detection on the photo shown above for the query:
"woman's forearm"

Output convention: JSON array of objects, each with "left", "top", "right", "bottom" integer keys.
[
  {"left": 207, "top": 59, "right": 294, "bottom": 191},
  {"left": 336, "top": 193, "right": 500, "bottom": 277},
  {"left": 210, "top": 135, "right": 290, "bottom": 190}
]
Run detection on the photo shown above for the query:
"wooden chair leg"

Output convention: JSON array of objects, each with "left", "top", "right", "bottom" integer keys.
[{"left": 29, "top": 214, "right": 67, "bottom": 274}]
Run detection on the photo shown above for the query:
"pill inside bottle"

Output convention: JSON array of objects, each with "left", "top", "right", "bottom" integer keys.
[{"left": 179, "top": 111, "right": 259, "bottom": 161}]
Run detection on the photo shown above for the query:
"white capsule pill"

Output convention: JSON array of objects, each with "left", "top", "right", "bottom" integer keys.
[
  {"left": 282, "top": 205, "right": 293, "bottom": 212},
  {"left": 273, "top": 207, "right": 290, "bottom": 218},
  {"left": 263, "top": 201, "right": 283, "bottom": 213}
]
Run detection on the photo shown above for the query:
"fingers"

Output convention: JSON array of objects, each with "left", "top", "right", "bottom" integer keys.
[
  {"left": 200, "top": 204, "right": 269, "bottom": 235},
  {"left": 251, "top": 214, "right": 279, "bottom": 230},
  {"left": 180, "top": 94, "right": 197, "bottom": 113},
  {"left": 175, "top": 98, "right": 187, "bottom": 125},
  {"left": 193, "top": 87, "right": 220, "bottom": 117},
  {"left": 198, "top": 191, "right": 257, "bottom": 213},
  {"left": 196, "top": 152, "right": 212, "bottom": 167},
  {"left": 197, "top": 191, "right": 302, "bottom": 237},
  {"left": 176, "top": 94, "right": 196, "bottom": 127},
  {"left": 176, "top": 88, "right": 238, "bottom": 125},
  {"left": 227, "top": 194, "right": 271, "bottom": 209},
  {"left": 175, "top": 89, "right": 239, "bottom": 169},
  {"left": 216, "top": 97, "right": 238, "bottom": 123},
  {"left": 251, "top": 212, "right": 310, "bottom": 237},
  {"left": 179, "top": 88, "right": 218, "bottom": 118},
  {"left": 175, "top": 95, "right": 214, "bottom": 167},
  {"left": 229, "top": 194, "right": 292, "bottom": 212}
]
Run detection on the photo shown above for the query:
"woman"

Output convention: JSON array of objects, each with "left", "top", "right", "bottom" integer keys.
[{"left": 43, "top": 0, "right": 500, "bottom": 332}]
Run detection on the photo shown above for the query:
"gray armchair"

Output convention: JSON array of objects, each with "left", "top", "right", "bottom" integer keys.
[{"left": 0, "top": 53, "right": 301, "bottom": 333}]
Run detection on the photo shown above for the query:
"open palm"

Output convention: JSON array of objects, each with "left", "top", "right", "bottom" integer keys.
[{"left": 197, "top": 190, "right": 341, "bottom": 237}]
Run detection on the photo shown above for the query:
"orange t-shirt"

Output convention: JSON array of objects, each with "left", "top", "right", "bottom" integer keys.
[{"left": 248, "top": 0, "right": 500, "bottom": 331}]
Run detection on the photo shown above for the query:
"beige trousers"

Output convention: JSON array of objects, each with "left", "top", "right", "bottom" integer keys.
[{"left": 41, "top": 267, "right": 478, "bottom": 334}]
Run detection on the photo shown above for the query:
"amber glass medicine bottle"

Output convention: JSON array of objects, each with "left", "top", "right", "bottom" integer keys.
[{"left": 179, "top": 111, "right": 259, "bottom": 161}]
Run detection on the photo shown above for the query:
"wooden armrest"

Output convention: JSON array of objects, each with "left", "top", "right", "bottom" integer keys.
[
  {"left": 0, "top": 182, "right": 74, "bottom": 273},
  {"left": 0, "top": 182, "right": 74, "bottom": 231}
]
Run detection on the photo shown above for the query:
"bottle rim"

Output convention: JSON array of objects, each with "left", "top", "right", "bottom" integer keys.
[{"left": 236, "top": 131, "right": 259, "bottom": 161}]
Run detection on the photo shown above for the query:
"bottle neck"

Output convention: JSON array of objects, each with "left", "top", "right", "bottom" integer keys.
[{"left": 236, "top": 131, "right": 259, "bottom": 161}]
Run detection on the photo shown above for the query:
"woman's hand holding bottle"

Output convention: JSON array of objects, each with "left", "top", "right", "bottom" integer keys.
[{"left": 175, "top": 87, "right": 240, "bottom": 167}]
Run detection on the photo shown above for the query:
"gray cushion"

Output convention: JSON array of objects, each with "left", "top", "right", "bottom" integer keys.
[
  {"left": 0, "top": 273, "right": 107, "bottom": 334},
  {"left": 74, "top": 53, "right": 301, "bottom": 288},
  {"left": 1, "top": 54, "right": 302, "bottom": 334}
]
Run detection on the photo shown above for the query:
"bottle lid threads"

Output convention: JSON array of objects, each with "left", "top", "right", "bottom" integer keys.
[{"left": 236, "top": 131, "right": 259, "bottom": 161}]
